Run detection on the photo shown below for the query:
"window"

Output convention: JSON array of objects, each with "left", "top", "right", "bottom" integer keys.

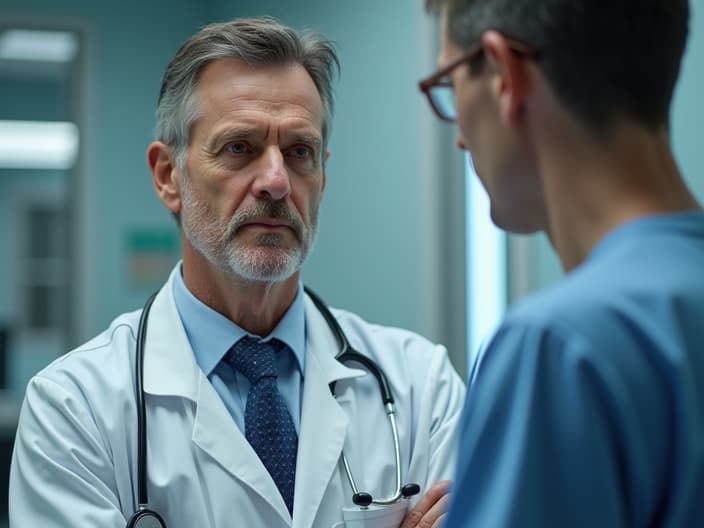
[
  {"left": 20, "top": 202, "right": 68, "bottom": 334},
  {"left": 465, "top": 153, "right": 506, "bottom": 367}
]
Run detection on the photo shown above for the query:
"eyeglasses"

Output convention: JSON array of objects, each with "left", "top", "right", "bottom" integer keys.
[{"left": 418, "top": 38, "right": 538, "bottom": 123}]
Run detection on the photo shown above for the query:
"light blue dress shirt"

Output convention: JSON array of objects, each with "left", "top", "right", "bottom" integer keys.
[{"left": 172, "top": 265, "right": 306, "bottom": 433}]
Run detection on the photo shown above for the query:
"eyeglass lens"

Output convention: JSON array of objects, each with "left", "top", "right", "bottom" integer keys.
[{"left": 430, "top": 85, "right": 456, "bottom": 121}]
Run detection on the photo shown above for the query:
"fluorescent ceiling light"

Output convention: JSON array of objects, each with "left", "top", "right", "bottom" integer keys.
[
  {"left": 0, "top": 120, "right": 79, "bottom": 169},
  {"left": 0, "top": 29, "right": 78, "bottom": 63}
]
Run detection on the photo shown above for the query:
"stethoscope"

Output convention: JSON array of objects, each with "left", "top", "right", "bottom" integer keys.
[{"left": 126, "top": 287, "right": 420, "bottom": 528}]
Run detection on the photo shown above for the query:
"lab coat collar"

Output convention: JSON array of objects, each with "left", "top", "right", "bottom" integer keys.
[
  {"left": 172, "top": 264, "right": 307, "bottom": 379},
  {"left": 300, "top": 294, "right": 366, "bottom": 385},
  {"left": 143, "top": 268, "right": 367, "bottom": 526},
  {"left": 142, "top": 268, "right": 200, "bottom": 401},
  {"left": 193, "top": 371, "right": 293, "bottom": 523},
  {"left": 191, "top": 293, "right": 366, "bottom": 526},
  {"left": 143, "top": 268, "right": 365, "bottom": 400},
  {"left": 292, "top": 294, "right": 366, "bottom": 528},
  {"left": 143, "top": 271, "right": 292, "bottom": 521}
]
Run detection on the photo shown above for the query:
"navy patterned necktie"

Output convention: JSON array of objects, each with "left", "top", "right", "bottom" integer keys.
[{"left": 224, "top": 336, "right": 298, "bottom": 515}]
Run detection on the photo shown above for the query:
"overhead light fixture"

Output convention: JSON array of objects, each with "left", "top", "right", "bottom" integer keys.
[
  {"left": 0, "top": 120, "right": 79, "bottom": 170},
  {"left": 0, "top": 29, "right": 78, "bottom": 63}
]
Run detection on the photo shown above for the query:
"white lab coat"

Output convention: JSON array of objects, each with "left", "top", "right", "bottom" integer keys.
[{"left": 9, "top": 270, "right": 465, "bottom": 528}]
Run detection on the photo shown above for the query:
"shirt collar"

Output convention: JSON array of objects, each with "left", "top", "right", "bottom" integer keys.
[
  {"left": 172, "top": 262, "right": 306, "bottom": 376},
  {"left": 587, "top": 210, "right": 704, "bottom": 264}
]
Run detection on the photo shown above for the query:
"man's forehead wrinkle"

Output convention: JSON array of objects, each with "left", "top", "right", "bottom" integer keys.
[
  {"left": 200, "top": 117, "right": 323, "bottom": 152},
  {"left": 195, "top": 89, "right": 324, "bottom": 130}
]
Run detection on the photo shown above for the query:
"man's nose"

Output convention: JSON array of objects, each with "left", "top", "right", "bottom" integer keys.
[{"left": 252, "top": 147, "right": 291, "bottom": 201}]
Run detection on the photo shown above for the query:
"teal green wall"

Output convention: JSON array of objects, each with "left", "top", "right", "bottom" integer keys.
[
  {"left": 513, "top": 2, "right": 704, "bottom": 298},
  {"left": 0, "top": 76, "right": 67, "bottom": 321},
  {"left": 1, "top": 0, "right": 431, "bottom": 345},
  {"left": 1, "top": 0, "right": 216, "bottom": 338},
  {"left": 212, "top": 0, "right": 426, "bottom": 329},
  {"left": 673, "top": 1, "right": 704, "bottom": 199},
  {"left": 7, "top": 0, "right": 698, "bottom": 373}
]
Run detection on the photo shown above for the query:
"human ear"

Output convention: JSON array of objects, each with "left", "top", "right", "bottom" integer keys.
[
  {"left": 321, "top": 150, "right": 330, "bottom": 196},
  {"left": 147, "top": 141, "right": 182, "bottom": 214},
  {"left": 481, "top": 30, "right": 530, "bottom": 126}
]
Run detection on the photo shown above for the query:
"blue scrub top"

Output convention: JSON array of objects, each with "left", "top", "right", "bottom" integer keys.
[{"left": 447, "top": 211, "right": 704, "bottom": 527}]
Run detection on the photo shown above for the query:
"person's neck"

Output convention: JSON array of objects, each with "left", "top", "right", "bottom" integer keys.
[
  {"left": 180, "top": 244, "right": 299, "bottom": 336},
  {"left": 537, "top": 121, "right": 701, "bottom": 271}
]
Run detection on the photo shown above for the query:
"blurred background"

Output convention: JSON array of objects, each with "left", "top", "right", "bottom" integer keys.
[{"left": 0, "top": 0, "right": 703, "bottom": 524}]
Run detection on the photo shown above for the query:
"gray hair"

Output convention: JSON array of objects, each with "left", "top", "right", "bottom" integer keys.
[{"left": 154, "top": 16, "right": 340, "bottom": 170}]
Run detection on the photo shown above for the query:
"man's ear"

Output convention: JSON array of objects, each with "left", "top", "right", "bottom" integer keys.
[
  {"left": 481, "top": 30, "right": 531, "bottom": 126},
  {"left": 147, "top": 141, "right": 182, "bottom": 215},
  {"left": 321, "top": 150, "right": 330, "bottom": 196}
]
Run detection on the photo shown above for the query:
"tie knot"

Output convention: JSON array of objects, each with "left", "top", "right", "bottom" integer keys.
[{"left": 225, "top": 336, "right": 285, "bottom": 384}]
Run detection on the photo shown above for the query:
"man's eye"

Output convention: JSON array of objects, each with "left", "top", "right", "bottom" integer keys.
[
  {"left": 288, "top": 146, "right": 313, "bottom": 160},
  {"left": 225, "top": 142, "right": 249, "bottom": 155}
]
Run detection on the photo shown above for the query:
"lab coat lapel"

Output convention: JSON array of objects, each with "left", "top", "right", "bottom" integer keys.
[
  {"left": 293, "top": 295, "right": 365, "bottom": 528},
  {"left": 142, "top": 270, "right": 291, "bottom": 524},
  {"left": 192, "top": 376, "right": 291, "bottom": 524},
  {"left": 142, "top": 276, "right": 199, "bottom": 400}
]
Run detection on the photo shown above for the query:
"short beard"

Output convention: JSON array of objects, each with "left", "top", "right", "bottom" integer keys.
[{"left": 179, "top": 170, "right": 318, "bottom": 284}]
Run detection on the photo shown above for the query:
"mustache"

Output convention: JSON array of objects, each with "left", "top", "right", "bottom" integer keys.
[{"left": 229, "top": 200, "right": 305, "bottom": 238}]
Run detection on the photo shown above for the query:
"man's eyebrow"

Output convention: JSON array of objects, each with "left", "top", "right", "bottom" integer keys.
[
  {"left": 204, "top": 127, "right": 323, "bottom": 152},
  {"left": 288, "top": 133, "right": 322, "bottom": 149},
  {"left": 204, "top": 126, "right": 260, "bottom": 151}
]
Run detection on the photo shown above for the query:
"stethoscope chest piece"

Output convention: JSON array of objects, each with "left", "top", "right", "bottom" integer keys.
[
  {"left": 126, "top": 509, "right": 167, "bottom": 528},
  {"left": 132, "top": 287, "right": 417, "bottom": 528}
]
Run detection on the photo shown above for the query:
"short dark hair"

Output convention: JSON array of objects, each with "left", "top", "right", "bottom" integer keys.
[{"left": 426, "top": 0, "right": 689, "bottom": 134}]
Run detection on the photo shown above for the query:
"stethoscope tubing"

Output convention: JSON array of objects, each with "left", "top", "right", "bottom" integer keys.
[
  {"left": 132, "top": 286, "right": 415, "bottom": 524},
  {"left": 135, "top": 291, "right": 158, "bottom": 509},
  {"left": 303, "top": 286, "right": 407, "bottom": 506}
]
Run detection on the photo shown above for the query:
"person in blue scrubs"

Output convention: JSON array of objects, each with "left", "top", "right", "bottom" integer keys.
[{"left": 418, "top": 0, "right": 704, "bottom": 526}]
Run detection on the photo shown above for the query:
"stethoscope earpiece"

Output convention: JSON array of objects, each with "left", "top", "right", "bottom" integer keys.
[
  {"left": 133, "top": 287, "right": 416, "bottom": 527},
  {"left": 352, "top": 482, "right": 420, "bottom": 509},
  {"left": 352, "top": 492, "right": 373, "bottom": 508},
  {"left": 401, "top": 483, "right": 421, "bottom": 499},
  {"left": 305, "top": 286, "right": 419, "bottom": 510}
]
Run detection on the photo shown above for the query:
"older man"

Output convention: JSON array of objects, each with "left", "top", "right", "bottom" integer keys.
[{"left": 10, "top": 17, "right": 464, "bottom": 528}]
